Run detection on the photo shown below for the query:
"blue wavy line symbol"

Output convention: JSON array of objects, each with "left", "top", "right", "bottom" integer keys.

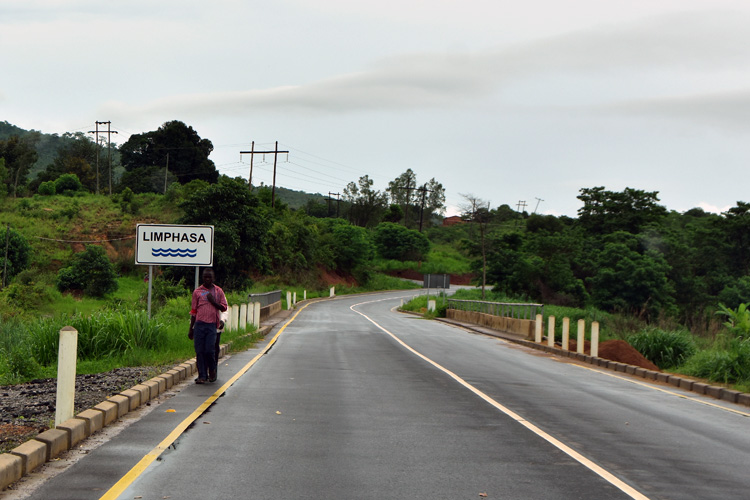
[{"left": 151, "top": 248, "right": 198, "bottom": 258}]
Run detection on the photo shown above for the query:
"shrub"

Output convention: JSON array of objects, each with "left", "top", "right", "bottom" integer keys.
[
  {"left": 38, "top": 181, "right": 56, "bottom": 196},
  {"left": 0, "top": 228, "right": 32, "bottom": 283},
  {"left": 55, "top": 173, "right": 83, "bottom": 194},
  {"left": 56, "top": 245, "right": 119, "bottom": 297},
  {"left": 681, "top": 338, "right": 750, "bottom": 384},
  {"left": 373, "top": 222, "right": 430, "bottom": 261},
  {"left": 627, "top": 328, "right": 697, "bottom": 369}
]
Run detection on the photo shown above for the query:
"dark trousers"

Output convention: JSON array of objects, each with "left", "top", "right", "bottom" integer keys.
[
  {"left": 214, "top": 330, "right": 222, "bottom": 373},
  {"left": 193, "top": 321, "right": 217, "bottom": 380}
]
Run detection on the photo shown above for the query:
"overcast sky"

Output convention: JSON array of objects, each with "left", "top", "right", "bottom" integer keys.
[{"left": 3, "top": 0, "right": 750, "bottom": 216}]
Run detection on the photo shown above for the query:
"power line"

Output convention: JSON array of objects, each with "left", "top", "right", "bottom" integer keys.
[{"left": 240, "top": 141, "right": 289, "bottom": 208}]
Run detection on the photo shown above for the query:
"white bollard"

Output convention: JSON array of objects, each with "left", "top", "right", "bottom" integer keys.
[
  {"left": 304, "top": 290, "right": 307, "bottom": 300},
  {"left": 577, "top": 319, "right": 585, "bottom": 354},
  {"left": 239, "top": 303, "right": 247, "bottom": 330},
  {"left": 287, "top": 291, "right": 292, "bottom": 310},
  {"left": 591, "top": 321, "right": 600, "bottom": 358},
  {"left": 247, "top": 301, "right": 253, "bottom": 326},
  {"left": 547, "top": 316, "right": 555, "bottom": 347},
  {"left": 55, "top": 326, "right": 78, "bottom": 426},
  {"left": 535, "top": 314, "right": 543, "bottom": 343},
  {"left": 428, "top": 299, "right": 436, "bottom": 312},
  {"left": 330, "top": 286, "right": 335, "bottom": 297},
  {"left": 293, "top": 292, "right": 297, "bottom": 305},
  {"left": 253, "top": 302, "right": 261, "bottom": 328},
  {"left": 231, "top": 304, "right": 239, "bottom": 332},
  {"left": 562, "top": 317, "right": 570, "bottom": 351}
]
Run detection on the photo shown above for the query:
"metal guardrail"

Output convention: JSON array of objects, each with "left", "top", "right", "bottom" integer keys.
[
  {"left": 447, "top": 299, "right": 544, "bottom": 320},
  {"left": 248, "top": 290, "right": 282, "bottom": 308}
]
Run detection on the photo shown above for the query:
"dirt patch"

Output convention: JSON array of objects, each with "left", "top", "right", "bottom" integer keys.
[
  {"left": 320, "top": 268, "right": 358, "bottom": 287},
  {"left": 568, "top": 339, "right": 659, "bottom": 371},
  {"left": 0, "top": 366, "right": 169, "bottom": 453}
]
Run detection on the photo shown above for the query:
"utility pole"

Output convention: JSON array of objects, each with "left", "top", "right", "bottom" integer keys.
[
  {"left": 88, "top": 121, "right": 117, "bottom": 195},
  {"left": 533, "top": 197, "right": 544, "bottom": 214},
  {"left": 2, "top": 224, "right": 9, "bottom": 289},
  {"left": 164, "top": 153, "right": 169, "bottom": 194},
  {"left": 516, "top": 200, "right": 527, "bottom": 214},
  {"left": 240, "top": 141, "right": 288, "bottom": 206},
  {"left": 416, "top": 186, "right": 433, "bottom": 232},
  {"left": 392, "top": 181, "right": 416, "bottom": 227},
  {"left": 329, "top": 192, "right": 341, "bottom": 218}
]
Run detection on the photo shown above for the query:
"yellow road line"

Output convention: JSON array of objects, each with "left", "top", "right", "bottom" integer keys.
[
  {"left": 99, "top": 302, "right": 313, "bottom": 500},
  {"left": 351, "top": 298, "right": 650, "bottom": 500}
]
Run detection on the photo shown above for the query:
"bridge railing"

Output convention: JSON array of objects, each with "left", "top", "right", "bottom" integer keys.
[
  {"left": 248, "top": 290, "right": 282, "bottom": 308},
  {"left": 447, "top": 299, "right": 544, "bottom": 320}
]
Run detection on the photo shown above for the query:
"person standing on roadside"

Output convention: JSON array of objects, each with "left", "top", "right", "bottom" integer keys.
[{"left": 189, "top": 268, "right": 227, "bottom": 384}]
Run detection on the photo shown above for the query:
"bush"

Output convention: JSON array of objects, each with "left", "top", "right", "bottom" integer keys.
[
  {"left": 681, "top": 338, "right": 750, "bottom": 384},
  {"left": 38, "top": 181, "right": 56, "bottom": 196},
  {"left": 373, "top": 222, "right": 430, "bottom": 261},
  {"left": 0, "top": 228, "right": 31, "bottom": 283},
  {"left": 56, "top": 245, "right": 119, "bottom": 297},
  {"left": 55, "top": 173, "right": 83, "bottom": 194},
  {"left": 627, "top": 328, "right": 697, "bottom": 369}
]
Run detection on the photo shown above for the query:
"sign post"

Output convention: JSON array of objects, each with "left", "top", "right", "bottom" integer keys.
[{"left": 135, "top": 224, "right": 214, "bottom": 317}]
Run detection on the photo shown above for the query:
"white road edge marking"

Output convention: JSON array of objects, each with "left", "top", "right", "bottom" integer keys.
[{"left": 351, "top": 297, "right": 650, "bottom": 500}]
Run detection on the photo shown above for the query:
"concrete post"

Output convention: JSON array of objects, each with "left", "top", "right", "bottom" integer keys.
[
  {"left": 253, "top": 302, "right": 260, "bottom": 328},
  {"left": 591, "top": 321, "right": 600, "bottom": 358},
  {"left": 231, "top": 304, "right": 239, "bottom": 332},
  {"left": 293, "top": 292, "right": 296, "bottom": 305},
  {"left": 286, "top": 291, "right": 292, "bottom": 310},
  {"left": 55, "top": 326, "right": 78, "bottom": 427},
  {"left": 577, "top": 319, "right": 585, "bottom": 354},
  {"left": 535, "top": 314, "right": 543, "bottom": 343},
  {"left": 247, "top": 301, "right": 253, "bottom": 327},
  {"left": 428, "top": 299, "right": 436, "bottom": 312},
  {"left": 547, "top": 316, "right": 555, "bottom": 347},
  {"left": 562, "top": 317, "right": 570, "bottom": 351},
  {"left": 304, "top": 290, "right": 307, "bottom": 300},
  {"left": 330, "top": 286, "right": 335, "bottom": 297},
  {"left": 239, "top": 303, "right": 247, "bottom": 330}
]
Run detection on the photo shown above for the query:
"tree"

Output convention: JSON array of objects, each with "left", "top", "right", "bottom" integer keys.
[
  {"left": 0, "top": 227, "right": 32, "bottom": 286},
  {"left": 387, "top": 169, "right": 418, "bottom": 227},
  {"left": 460, "top": 194, "right": 491, "bottom": 298},
  {"left": 577, "top": 186, "right": 667, "bottom": 235},
  {"left": 343, "top": 175, "right": 388, "bottom": 227},
  {"left": 373, "top": 222, "right": 430, "bottom": 261},
  {"left": 419, "top": 178, "right": 446, "bottom": 229},
  {"left": 0, "top": 135, "right": 38, "bottom": 197},
  {"left": 56, "top": 245, "right": 118, "bottom": 297},
  {"left": 177, "top": 176, "right": 270, "bottom": 289},
  {"left": 31, "top": 132, "right": 99, "bottom": 193},
  {"left": 119, "top": 120, "right": 218, "bottom": 185}
]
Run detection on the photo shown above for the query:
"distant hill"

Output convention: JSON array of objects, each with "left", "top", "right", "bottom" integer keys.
[
  {"left": 0, "top": 121, "right": 80, "bottom": 178},
  {"left": 253, "top": 184, "right": 327, "bottom": 209}
]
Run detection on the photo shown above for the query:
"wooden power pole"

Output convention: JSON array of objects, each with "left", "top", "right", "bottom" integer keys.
[{"left": 240, "top": 141, "right": 289, "bottom": 207}]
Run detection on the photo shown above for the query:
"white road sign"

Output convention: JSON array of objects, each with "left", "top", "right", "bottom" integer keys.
[{"left": 135, "top": 224, "right": 214, "bottom": 266}]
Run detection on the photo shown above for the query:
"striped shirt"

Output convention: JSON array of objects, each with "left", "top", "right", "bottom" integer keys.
[{"left": 190, "top": 284, "right": 228, "bottom": 326}]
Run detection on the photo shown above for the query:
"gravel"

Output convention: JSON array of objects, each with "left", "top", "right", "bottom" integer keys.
[{"left": 0, "top": 366, "right": 171, "bottom": 453}]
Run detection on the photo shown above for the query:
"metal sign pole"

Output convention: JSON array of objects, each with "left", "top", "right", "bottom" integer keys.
[{"left": 147, "top": 265, "right": 153, "bottom": 319}]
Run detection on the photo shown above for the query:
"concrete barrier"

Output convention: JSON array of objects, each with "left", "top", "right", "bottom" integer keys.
[
  {"left": 108, "top": 394, "right": 130, "bottom": 418},
  {"left": 120, "top": 389, "right": 141, "bottom": 411},
  {"left": 57, "top": 418, "right": 87, "bottom": 447},
  {"left": 76, "top": 409, "right": 104, "bottom": 435},
  {"left": 10, "top": 440, "right": 46, "bottom": 475},
  {"left": 34, "top": 428, "right": 69, "bottom": 461},
  {"left": 0, "top": 454, "right": 23, "bottom": 491}
]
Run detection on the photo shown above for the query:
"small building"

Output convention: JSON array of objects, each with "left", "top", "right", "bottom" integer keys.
[{"left": 442, "top": 215, "right": 465, "bottom": 227}]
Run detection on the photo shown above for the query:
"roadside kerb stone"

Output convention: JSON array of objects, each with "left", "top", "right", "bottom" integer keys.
[
  {"left": 642, "top": 370, "right": 658, "bottom": 381},
  {"left": 34, "top": 428, "right": 69, "bottom": 461},
  {"left": 142, "top": 379, "right": 160, "bottom": 400},
  {"left": 679, "top": 379, "right": 694, "bottom": 391},
  {"left": 656, "top": 373, "right": 670, "bottom": 384},
  {"left": 705, "top": 386, "right": 723, "bottom": 399},
  {"left": 634, "top": 367, "right": 647, "bottom": 378},
  {"left": 167, "top": 368, "right": 183, "bottom": 382},
  {"left": 157, "top": 373, "right": 174, "bottom": 389},
  {"left": 691, "top": 382, "right": 708, "bottom": 395},
  {"left": 93, "top": 401, "right": 119, "bottom": 426},
  {"left": 76, "top": 409, "right": 104, "bottom": 435},
  {"left": 721, "top": 389, "right": 741, "bottom": 403},
  {"left": 738, "top": 393, "right": 750, "bottom": 407},
  {"left": 56, "top": 418, "right": 87, "bottom": 447},
  {"left": 0, "top": 453, "right": 23, "bottom": 491},
  {"left": 131, "top": 384, "right": 151, "bottom": 403},
  {"left": 149, "top": 376, "right": 167, "bottom": 394},
  {"left": 625, "top": 365, "right": 636, "bottom": 375},
  {"left": 181, "top": 360, "right": 196, "bottom": 375},
  {"left": 10, "top": 440, "right": 46, "bottom": 475},
  {"left": 119, "top": 389, "right": 141, "bottom": 411},
  {"left": 108, "top": 394, "right": 130, "bottom": 418},
  {"left": 669, "top": 376, "right": 683, "bottom": 387}
]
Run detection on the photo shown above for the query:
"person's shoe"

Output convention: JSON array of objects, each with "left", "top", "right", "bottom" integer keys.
[{"left": 195, "top": 378, "right": 206, "bottom": 384}]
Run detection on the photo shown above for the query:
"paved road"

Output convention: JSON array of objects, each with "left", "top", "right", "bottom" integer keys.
[{"left": 19, "top": 291, "right": 750, "bottom": 499}]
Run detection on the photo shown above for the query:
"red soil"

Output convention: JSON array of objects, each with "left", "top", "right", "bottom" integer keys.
[{"left": 568, "top": 339, "right": 659, "bottom": 371}]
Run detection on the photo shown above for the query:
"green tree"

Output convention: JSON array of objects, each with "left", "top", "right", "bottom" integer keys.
[
  {"left": 54, "top": 173, "right": 83, "bottom": 194},
  {"left": 373, "top": 222, "right": 430, "bottom": 261},
  {"left": 119, "top": 120, "right": 218, "bottom": 186},
  {"left": 0, "top": 227, "right": 32, "bottom": 286},
  {"left": 56, "top": 245, "right": 118, "bottom": 297},
  {"left": 460, "top": 194, "right": 492, "bottom": 298},
  {"left": 31, "top": 132, "right": 99, "bottom": 193},
  {"left": 387, "top": 169, "right": 418, "bottom": 227},
  {"left": 177, "top": 176, "right": 270, "bottom": 289},
  {"left": 577, "top": 186, "right": 667, "bottom": 235},
  {"left": 343, "top": 175, "right": 388, "bottom": 227},
  {"left": 322, "top": 220, "right": 374, "bottom": 274},
  {"left": 0, "top": 135, "right": 38, "bottom": 197}
]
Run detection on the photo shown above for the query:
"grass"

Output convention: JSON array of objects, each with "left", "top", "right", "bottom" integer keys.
[{"left": 375, "top": 243, "right": 473, "bottom": 275}]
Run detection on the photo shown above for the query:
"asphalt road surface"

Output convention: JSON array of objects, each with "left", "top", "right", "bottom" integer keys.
[{"left": 17, "top": 291, "right": 750, "bottom": 499}]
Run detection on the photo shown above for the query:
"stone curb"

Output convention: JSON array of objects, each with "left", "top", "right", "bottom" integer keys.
[
  {"left": 1, "top": 316, "right": 274, "bottom": 491},
  {"left": 434, "top": 316, "right": 750, "bottom": 410}
]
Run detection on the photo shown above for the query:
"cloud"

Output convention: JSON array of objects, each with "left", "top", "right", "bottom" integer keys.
[
  {"left": 100, "top": 9, "right": 750, "bottom": 120},
  {"left": 698, "top": 202, "right": 733, "bottom": 214}
]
